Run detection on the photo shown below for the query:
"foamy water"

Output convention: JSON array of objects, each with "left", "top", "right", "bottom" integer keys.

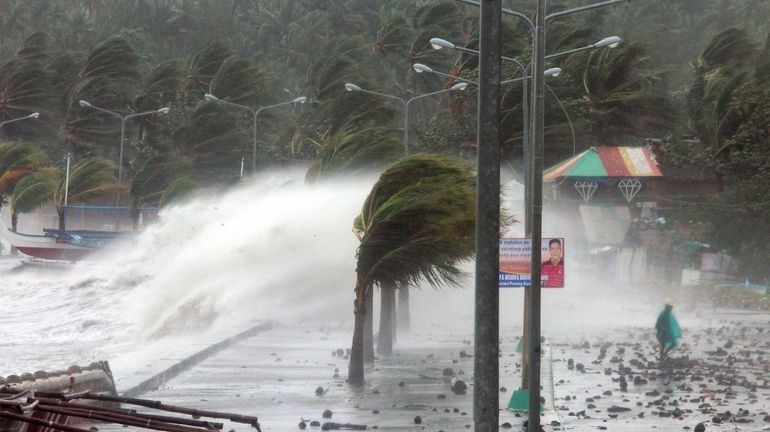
[
  {"left": 0, "top": 167, "right": 669, "bottom": 378},
  {"left": 0, "top": 169, "right": 375, "bottom": 375}
]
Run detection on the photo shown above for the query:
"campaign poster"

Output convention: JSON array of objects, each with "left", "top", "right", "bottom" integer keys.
[{"left": 499, "top": 238, "right": 565, "bottom": 288}]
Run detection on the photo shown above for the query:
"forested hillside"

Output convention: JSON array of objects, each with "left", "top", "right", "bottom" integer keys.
[{"left": 0, "top": 0, "right": 769, "bottom": 275}]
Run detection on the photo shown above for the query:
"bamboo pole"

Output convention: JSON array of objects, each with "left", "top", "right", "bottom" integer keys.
[
  {"left": 32, "top": 398, "right": 222, "bottom": 429},
  {"left": 42, "top": 393, "right": 260, "bottom": 429},
  {"left": 0, "top": 410, "right": 94, "bottom": 432},
  {"left": 34, "top": 405, "right": 208, "bottom": 432}
]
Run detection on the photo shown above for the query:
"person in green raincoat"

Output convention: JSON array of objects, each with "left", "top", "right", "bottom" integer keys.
[{"left": 655, "top": 299, "right": 681, "bottom": 363}]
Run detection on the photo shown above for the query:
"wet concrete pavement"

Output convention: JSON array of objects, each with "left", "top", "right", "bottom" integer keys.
[
  {"left": 95, "top": 309, "right": 769, "bottom": 432},
  {"left": 553, "top": 310, "right": 770, "bottom": 431}
]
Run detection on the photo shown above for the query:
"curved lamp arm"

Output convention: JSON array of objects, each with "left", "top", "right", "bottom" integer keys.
[{"left": 344, "top": 83, "right": 404, "bottom": 104}]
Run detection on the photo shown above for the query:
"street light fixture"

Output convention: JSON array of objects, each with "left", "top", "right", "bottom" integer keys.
[
  {"left": 596, "top": 35, "right": 621, "bottom": 48},
  {"left": 412, "top": 63, "right": 479, "bottom": 85},
  {"left": 428, "top": 33, "right": 620, "bottom": 203},
  {"left": 343, "top": 82, "right": 468, "bottom": 156},
  {"left": 545, "top": 35, "right": 623, "bottom": 60},
  {"left": 0, "top": 112, "right": 40, "bottom": 129},
  {"left": 344, "top": 83, "right": 362, "bottom": 92},
  {"left": 204, "top": 93, "right": 307, "bottom": 174},
  {"left": 78, "top": 100, "right": 170, "bottom": 185}
]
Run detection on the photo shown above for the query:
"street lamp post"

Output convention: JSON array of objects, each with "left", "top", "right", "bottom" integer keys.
[
  {"left": 526, "top": 8, "right": 626, "bottom": 431},
  {"left": 204, "top": 94, "right": 307, "bottom": 174},
  {"left": 344, "top": 82, "right": 468, "bottom": 156},
  {"left": 78, "top": 100, "right": 170, "bottom": 185},
  {"left": 428, "top": 33, "right": 620, "bottom": 388},
  {"left": 529, "top": 3, "right": 547, "bottom": 426},
  {"left": 454, "top": 1, "right": 629, "bottom": 431}
]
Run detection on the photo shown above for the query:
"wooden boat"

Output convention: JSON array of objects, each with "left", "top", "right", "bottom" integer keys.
[
  {"left": 3, "top": 229, "right": 106, "bottom": 261},
  {"left": 3, "top": 205, "right": 157, "bottom": 261},
  {"left": 0, "top": 362, "right": 118, "bottom": 432},
  {"left": 0, "top": 361, "right": 262, "bottom": 432}
]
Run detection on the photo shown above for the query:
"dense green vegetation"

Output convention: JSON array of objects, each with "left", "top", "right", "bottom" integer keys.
[{"left": 0, "top": 0, "right": 769, "bottom": 277}]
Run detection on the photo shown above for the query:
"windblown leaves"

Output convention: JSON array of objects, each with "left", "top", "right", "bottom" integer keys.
[
  {"left": 130, "top": 153, "right": 193, "bottom": 207},
  {"left": 355, "top": 153, "right": 476, "bottom": 291},
  {"left": 172, "top": 102, "right": 246, "bottom": 183},
  {"left": 305, "top": 127, "right": 402, "bottom": 182},
  {"left": 10, "top": 167, "right": 58, "bottom": 216},
  {"left": 582, "top": 43, "right": 676, "bottom": 145},
  {"left": 688, "top": 29, "right": 758, "bottom": 153},
  {"left": 52, "top": 157, "right": 116, "bottom": 209},
  {"left": 62, "top": 37, "right": 141, "bottom": 156}
]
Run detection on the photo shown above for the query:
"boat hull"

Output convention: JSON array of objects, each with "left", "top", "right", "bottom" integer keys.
[
  {"left": 15, "top": 246, "right": 93, "bottom": 261},
  {"left": 3, "top": 229, "right": 93, "bottom": 261}
]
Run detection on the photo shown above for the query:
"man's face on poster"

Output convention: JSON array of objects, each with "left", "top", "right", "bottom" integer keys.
[{"left": 549, "top": 241, "right": 562, "bottom": 261}]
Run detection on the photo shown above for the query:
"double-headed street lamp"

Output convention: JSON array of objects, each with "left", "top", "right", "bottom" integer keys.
[
  {"left": 0, "top": 112, "right": 40, "bottom": 129},
  {"left": 428, "top": 36, "right": 621, "bottom": 151},
  {"left": 453, "top": 1, "right": 629, "bottom": 431},
  {"left": 430, "top": 35, "right": 620, "bottom": 61},
  {"left": 343, "top": 82, "right": 468, "bottom": 156},
  {"left": 413, "top": 62, "right": 561, "bottom": 162},
  {"left": 78, "top": 100, "right": 170, "bottom": 185},
  {"left": 204, "top": 94, "right": 307, "bottom": 175},
  {"left": 413, "top": 62, "right": 562, "bottom": 84},
  {"left": 428, "top": 34, "right": 620, "bottom": 402},
  {"left": 428, "top": 34, "right": 621, "bottom": 224}
]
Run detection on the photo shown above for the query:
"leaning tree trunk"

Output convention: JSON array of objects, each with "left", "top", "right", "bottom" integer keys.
[
  {"left": 364, "top": 285, "right": 374, "bottom": 363},
  {"left": 377, "top": 285, "right": 395, "bottom": 356},
  {"left": 349, "top": 275, "right": 367, "bottom": 385},
  {"left": 131, "top": 200, "right": 141, "bottom": 232},
  {"left": 397, "top": 285, "right": 411, "bottom": 333},
  {"left": 11, "top": 211, "right": 18, "bottom": 232},
  {"left": 392, "top": 289, "right": 398, "bottom": 344}
]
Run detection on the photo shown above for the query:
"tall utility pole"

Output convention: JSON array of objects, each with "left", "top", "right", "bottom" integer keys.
[
  {"left": 527, "top": 0, "right": 546, "bottom": 431},
  {"left": 474, "top": 1, "right": 502, "bottom": 432}
]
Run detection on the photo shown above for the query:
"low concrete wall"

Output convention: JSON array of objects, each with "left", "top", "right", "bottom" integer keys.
[{"left": 122, "top": 321, "right": 274, "bottom": 398}]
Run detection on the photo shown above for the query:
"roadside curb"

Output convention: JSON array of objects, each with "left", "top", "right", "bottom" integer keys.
[
  {"left": 121, "top": 321, "right": 275, "bottom": 398},
  {"left": 502, "top": 340, "right": 562, "bottom": 431},
  {"left": 541, "top": 343, "right": 563, "bottom": 430}
]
